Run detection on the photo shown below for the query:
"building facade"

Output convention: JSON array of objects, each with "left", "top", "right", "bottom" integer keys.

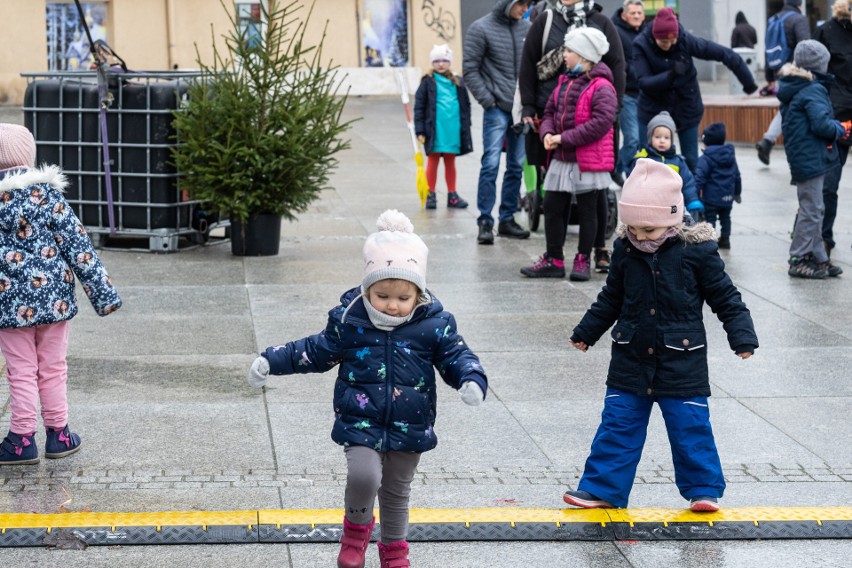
[{"left": 0, "top": 0, "right": 838, "bottom": 105}]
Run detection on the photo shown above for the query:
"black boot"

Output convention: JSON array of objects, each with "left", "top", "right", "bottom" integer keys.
[
  {"left": 717, "top": 235, "right": 730, "bottom": 249},
  {"left": 477, "top": 221, "right": 494, "bottom": 245},
  {"left": 755, "top": 139, "right": 773, "bottom": 165},
  {"left": 497, "top": 219, "right": 530, "bottom": 239}
]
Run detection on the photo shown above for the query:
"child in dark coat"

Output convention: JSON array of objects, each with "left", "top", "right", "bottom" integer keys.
[
  {"left": 414, "top": 44, "right": 473, "bottom": 210},
  {"left": 565, "top": 159, "right": 758, "bottom": 513},
  {"left": 247, "top": 210, "right": 487, "bottom": 568},
  {"left": 628, "top": 110, "right": 704, "bottom": 222},
  {"left": 695, "top": 122, "right": 742, "bottom": 249},
  {"left": 778, "top": 40, "right": 848, "bottom": 278}
]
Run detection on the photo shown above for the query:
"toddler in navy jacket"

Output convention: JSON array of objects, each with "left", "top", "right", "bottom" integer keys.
[
  {"left": 694, "top": 122, "right": 742, "bottom": 249},
  {"left": 247, "top": 210, "right": 487, "bottom": 568}
]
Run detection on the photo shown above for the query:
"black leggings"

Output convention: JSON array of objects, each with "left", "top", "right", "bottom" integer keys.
[{"left": 543, "top": 190, "right": 599, "bottom": 260}]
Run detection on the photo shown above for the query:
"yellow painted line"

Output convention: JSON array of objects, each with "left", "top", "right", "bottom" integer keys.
[
  {"left": 0, "top": 510, "right": 258, "bottom": 529},
  {"left": 606, "top": 507, "right": 852, "bottom": 523},
  {"left": 2, "top": 507, "right": 852, "bottom": 531}
]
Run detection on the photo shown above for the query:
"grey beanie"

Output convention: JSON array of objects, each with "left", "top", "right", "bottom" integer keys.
[
  {"left": 794, "top": 40, "right": 830, "bottom": 73},
  {"left": 646, "top": 111, "right": 677, "bottom": 144}
]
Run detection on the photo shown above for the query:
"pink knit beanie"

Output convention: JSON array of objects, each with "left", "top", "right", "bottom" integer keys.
[
  {"left": 362, "top": 210, "right": 428, "bottom": 292},
  {"left": 0, "top": 124, "right": 36, "bottom": 170},
  {"left": 619, "top": 158, "right": 684, "bottom": 228}
]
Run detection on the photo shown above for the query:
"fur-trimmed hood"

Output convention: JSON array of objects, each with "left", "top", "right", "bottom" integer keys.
[
  {"left": 615, "top": 220, "right": 718, "bottom": 244},
  {"left": 0, "top": 165, "right": 67, "bottom": 193},
  {"left": 777, "top": 62, "right": 814, "bottom": 81}
]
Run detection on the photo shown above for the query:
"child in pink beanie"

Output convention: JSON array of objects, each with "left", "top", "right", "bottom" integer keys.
[
  {"left": 247, "top": 209, "right": 487, "bottom": 568},
  {"left": 0, "top": 124, "right": 122, "bottom": 465},
  {"left": 564, "top": 158, "right": 758, "bottom": 512}
]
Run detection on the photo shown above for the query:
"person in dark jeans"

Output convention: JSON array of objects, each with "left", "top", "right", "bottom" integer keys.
[
  {"left": 814, "top": 0, "right": 852, "bottom": 256},
  {"left": 463, "top": 0, "right": 532, "bottom": 244}
]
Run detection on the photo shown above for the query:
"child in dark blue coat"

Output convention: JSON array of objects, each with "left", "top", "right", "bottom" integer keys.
[
  {"left": 778, "top": 40, "right": 847, "bottom": 278},
  {"left": 247, "top": 210, "right": 487, "bottom": 568},
  {"left": 628, "top": 111, "right": 704, "bottom": 222},
  {"left": 695, "top": 122, "right": 742, "bottom": 249},
  {"left": 565, "top": 159, "right": 757, "bottom": 513},
  {"left": 414, "top": 44, "right": 473, "bottom": 210}
]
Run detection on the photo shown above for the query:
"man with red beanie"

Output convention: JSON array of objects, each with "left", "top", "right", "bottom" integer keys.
[{"left": 633, "top": 8, "right": 759, "bottom": 173}]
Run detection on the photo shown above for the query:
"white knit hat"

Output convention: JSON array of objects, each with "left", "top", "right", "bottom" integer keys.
[
  {"left": 430, "top": 44, "right": 453, "bottom": 63},
  {"left": 362, "top": 210, "right": 428, "bottom": 292},
  {"left": 563, "top": 27, "right": 610, "bottom": 64},
  {"left": 0, "top": 124, "right": 36, "bottom": 170}
]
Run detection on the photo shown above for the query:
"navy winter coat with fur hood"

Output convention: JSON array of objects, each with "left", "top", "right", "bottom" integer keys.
[
  {"left": 0, "top": 166, "right": 121, "bottom": 329},
  {"left": 777, "top": 63, "right": 846, "bottom": 182},
  {"left": 571, "top": 222, "right": 758, "bottom": 398},
  {"left": 262, "top": 287, "right": 487, "bottom": 453}
]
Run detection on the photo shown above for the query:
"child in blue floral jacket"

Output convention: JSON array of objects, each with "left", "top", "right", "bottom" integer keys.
[
  {"left": 0, "top": 124, "right": 122, "bottom": 465},
  {"left": 247, "top": 210, "right": 486, "bottom": 568}
]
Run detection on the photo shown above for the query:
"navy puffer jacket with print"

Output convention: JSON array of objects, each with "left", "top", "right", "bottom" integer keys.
[
  {"left": 0, "top": 166, "right": 121, "bottom": 328},
  {"left": 262, "top": 287, "right": 487, "bottom": 453}
]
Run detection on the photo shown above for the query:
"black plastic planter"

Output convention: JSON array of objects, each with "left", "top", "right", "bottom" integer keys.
[{"left": 230, "top": 214, "right": 281, "bottom": 256}]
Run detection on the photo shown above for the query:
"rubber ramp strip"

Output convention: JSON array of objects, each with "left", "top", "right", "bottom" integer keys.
[{"left": 2, "top": 507, "right": 852, "bottom": 547}]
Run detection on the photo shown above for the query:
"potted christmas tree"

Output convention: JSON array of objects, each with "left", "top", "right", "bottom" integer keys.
[{"left": 172, "top": 0, "right": 352, "bottom": 255}]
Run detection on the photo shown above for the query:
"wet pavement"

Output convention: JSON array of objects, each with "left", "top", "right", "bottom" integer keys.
[{"left": 1, "top": 85, "right": 851, "bottom": 566}]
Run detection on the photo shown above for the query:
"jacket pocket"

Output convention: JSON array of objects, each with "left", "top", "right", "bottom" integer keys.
[
  {"left": 663, "top": 330, "right": 706, "bottom": 351},
  {"left": 610, "top": 323, "right": 636, "bottom": 345}
]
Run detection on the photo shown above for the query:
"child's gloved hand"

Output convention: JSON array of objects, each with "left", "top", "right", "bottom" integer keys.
[
  {"left": 248, "top": 356, "right": 270, "bottom": 388},
  {"left": 734, "top": 194, "right": 742, "bottom": 204},
  {"left": 459, "top": 381, "right": 485, "bottom": 406},
  {"left": 687, "top": 200, "right": 705, "bottom": 222}
]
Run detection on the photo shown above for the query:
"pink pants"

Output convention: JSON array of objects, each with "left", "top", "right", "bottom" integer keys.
[{"left": 0, "top": 321, "right": 70, "bottom": 434}]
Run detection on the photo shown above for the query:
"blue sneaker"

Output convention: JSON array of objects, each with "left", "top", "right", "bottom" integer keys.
[
  {"left": 689, "top": 496, "right": 720, "bottom": 512},
  {"left": 0, "top": 431, "right": 39, "bottom": 465},
  {"left": 45, "top": 425, "right": 81, "bottom": 459},
  {"left": 563, "top": 489, "right": 613, "bottom": 509}
]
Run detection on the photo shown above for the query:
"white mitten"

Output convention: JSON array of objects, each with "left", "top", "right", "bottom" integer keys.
[
  {"left": 459, "top": 381, "right": 484, "bottom": 406},
  {"left": 248, "top": 356, "right": 270, "bottom": 388}
]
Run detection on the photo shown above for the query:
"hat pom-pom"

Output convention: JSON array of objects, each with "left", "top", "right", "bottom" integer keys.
[{"left": 376, "top": 209, "right": 414, "bottom": 233}]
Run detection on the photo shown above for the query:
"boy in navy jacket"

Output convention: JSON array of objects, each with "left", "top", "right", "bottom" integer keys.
[{"left": 694, "top": 122, "right": 742, "bottom": 249}]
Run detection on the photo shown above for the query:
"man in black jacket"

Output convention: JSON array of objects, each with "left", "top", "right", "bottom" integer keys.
[
  {"left": 815, "top": 0, "right": 852, "bottom": 257},
  {"left": 612, "top": 0, "right": 645, "bottom": 182}
]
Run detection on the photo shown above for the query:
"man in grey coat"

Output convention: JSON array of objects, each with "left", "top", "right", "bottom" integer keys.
[{"left": 463, "top": 0, "right": 532, "bottom": 244}]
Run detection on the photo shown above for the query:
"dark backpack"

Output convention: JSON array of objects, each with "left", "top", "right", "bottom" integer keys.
[{"left": 765, "top": 11, "right": 795, "bottom": 71}]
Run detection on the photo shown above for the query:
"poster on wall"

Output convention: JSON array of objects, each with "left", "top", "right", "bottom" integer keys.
[
  {"left": 359, "top": 0, "right": 409, "bottom": 67},
  {"left": 46, "top": 2, "right": 108, "bottom": 71}
]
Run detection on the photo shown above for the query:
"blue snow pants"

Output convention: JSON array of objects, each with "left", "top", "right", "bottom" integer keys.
[{"left": 577, "top": 387, "right": 726, "bottom": 508}]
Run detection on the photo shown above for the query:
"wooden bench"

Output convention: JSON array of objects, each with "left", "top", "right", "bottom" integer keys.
[{"left": 699, "top": 94, "right": 782, "bottom": 144}]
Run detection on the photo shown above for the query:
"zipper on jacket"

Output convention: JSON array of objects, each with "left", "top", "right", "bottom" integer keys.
[{"left": 381, "top": 330, "right": 394, "bottom": 452}]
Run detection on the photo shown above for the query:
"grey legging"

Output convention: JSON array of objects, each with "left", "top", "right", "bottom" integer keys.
[{"left": 343, "top": 445, "right": 421, "bottom": 543}]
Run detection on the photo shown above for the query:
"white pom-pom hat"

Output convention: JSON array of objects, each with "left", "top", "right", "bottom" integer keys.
[{"left": 362, "top": 209, "right": 428, "bottom": 292}]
